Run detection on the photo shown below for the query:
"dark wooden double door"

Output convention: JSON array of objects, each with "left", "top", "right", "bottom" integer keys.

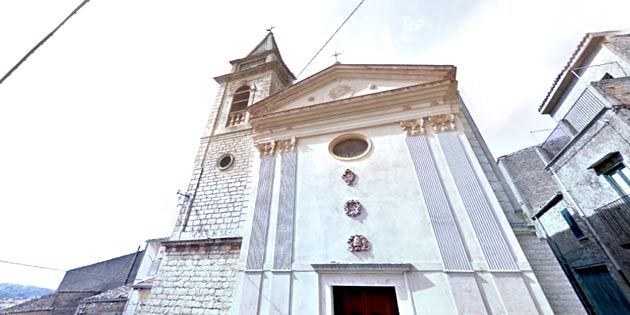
[{"left": 333, "top": 286, "right": 400, "bottom": 315}]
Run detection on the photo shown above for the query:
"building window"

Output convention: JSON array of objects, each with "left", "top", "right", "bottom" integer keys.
[
  {"left": 230, "top": 86, "right": 251, "bottom": 112},
  {"left": 217, "top": 153, "right": 235, "bottom": 170},
  {"left": 329, "top": 134, "right": 372, "bottom": 161},
  {"left": 605, "top": 164, "right": 630, "bottom": 196},
  {"left": 561, "top": 209, "right": 586, "bottom": 240},
  {"left": 226, "top": 86, "right": 250, "bottom": 127}
]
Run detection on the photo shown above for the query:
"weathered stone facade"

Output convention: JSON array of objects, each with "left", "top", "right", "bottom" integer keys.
[
  {"left": 137, "top": 243, "right": 240, "bottom": 315},
  {"left": 139, "top": 33, "right": 295, "bottom": 315},
  {"left": 174, "top": 130, "right": 254, "bottom": 239}
]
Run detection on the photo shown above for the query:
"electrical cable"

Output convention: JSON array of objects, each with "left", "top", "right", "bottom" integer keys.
[
  {"left": 0, "top": 258, "right": 138, "bottom": 281},
  {"left": 295, "top": 0, "right": 365, "bottom": 78},
  {"left": 0, "top": 0, "right": 91, "bottom": 85}
]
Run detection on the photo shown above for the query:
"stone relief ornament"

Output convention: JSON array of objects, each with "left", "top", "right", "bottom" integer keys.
[
  {"left": 428, "top": 114, "right": 456, "bottom": 133},
  {"left": 344, "top": 200, "right": 362, "bottom": 217},
  {"left": 347, "top": 235, "right": 370, "bottom": 252},
  {"left": 328, "top": 84, "right": 353, "bottom": 100},
  {"left": 255, "top": 141, "right": 276, "bottom": 157},
  {"left": 277, "top": 137, "right": 296, "bottom": 154},
  {"left": 341, "top": 169, "right": 356, "bottom": 185},
  {"left": 400, "top": 118, "right": 425, "bottom": 136}
]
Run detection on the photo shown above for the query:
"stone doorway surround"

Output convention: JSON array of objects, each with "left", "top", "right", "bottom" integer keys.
[{"left": 312, "top": 263, "right": 415, "bottom": 315}]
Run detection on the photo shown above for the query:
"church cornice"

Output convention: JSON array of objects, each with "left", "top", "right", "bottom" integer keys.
[
  {"left": 250, "top": 79, "right": 459, "bottom": 141},
  {"left": 248, "top": 64, "right": 456, "bottom": 117},
  {"left": 213, "top": 59, "right": 293, "bottom": 86}
]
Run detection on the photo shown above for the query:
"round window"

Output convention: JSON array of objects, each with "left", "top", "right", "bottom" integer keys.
[
  {"left": 217, "top": 153, "right": 234, "bottom": 170},
  {"left": 329, "top": 134, "right": 372, "bottom": 161}
]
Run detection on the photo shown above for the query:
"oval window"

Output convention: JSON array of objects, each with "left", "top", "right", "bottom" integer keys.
[
  {"left": 217, "top": 153, "right": 234, "bottom": 170},
  {"left": 329, "top": 134, "right": 371, "bottom": 160}
]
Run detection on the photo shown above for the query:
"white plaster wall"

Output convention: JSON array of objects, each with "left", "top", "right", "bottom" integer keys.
[
  {"left": 293, "top": 123, "right": 442, "bottom": 267},
  {"left": 552, "top": 46, "right": 630, "bottom": 121}
]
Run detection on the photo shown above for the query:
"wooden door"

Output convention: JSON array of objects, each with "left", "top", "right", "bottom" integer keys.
[{"left": 333, "top": 286, "right": 400, "bottom": 315}]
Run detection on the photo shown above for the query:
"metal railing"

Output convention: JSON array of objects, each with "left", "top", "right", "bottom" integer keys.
[
  {"left": 539, "top": 88, "right": 607, "bottom": 161},
  {"left": 539, "top": 124, "right": 571, "bottom": 160},
  {"left": 593, "top": 195, "right": 630, "bottom": 246},
  {"left": 226, "top": 110, "right": 247, "bottom": 127}
]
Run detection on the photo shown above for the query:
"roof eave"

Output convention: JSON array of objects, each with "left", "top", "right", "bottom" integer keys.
[{"left": 539, "top": 31, "right": 623, "bottom": 114}]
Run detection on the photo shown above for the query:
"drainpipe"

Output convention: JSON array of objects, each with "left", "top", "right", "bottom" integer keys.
[{"left": 540, "top": 148, "right": 630, "bottom": 286}]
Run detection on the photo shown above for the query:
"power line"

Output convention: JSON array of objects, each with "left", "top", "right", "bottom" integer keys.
[
  {"left": 0, "top": 0, "right": 91, "bottom": 85},
  {"left": 0, "top": 257, "right": 140, "bottom": 281},
  {"left": 295, "top": 0, "right": 366, "bottom": 78},
  {"left": 0, "top": 259, "right": 65, "bottom": 272}
]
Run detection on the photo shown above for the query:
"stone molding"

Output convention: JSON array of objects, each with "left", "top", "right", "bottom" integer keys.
[
  {"left": 428, "top": 114, "right": 456, "bottom": 133},
  {"left": 400, "top": 118, "right": 425, "bottom": 136},
  {"left": 311, "top": 263, "right": 412, "bottom": 272},
  {"left": 255, "top": 141, "right": 276, "bottom": 157},
  {"left": 277, "top": 137, "right": 296, "bottom": 154}
]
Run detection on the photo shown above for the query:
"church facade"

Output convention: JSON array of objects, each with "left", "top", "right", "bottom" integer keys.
[{"left": 138, "top": 33, "right": 557, "bottom": 314}]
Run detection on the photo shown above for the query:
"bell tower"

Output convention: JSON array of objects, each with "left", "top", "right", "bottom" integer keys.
[
  {"left": 171, "top": 31, "right": 295, "bottom": 241},
  {"left": 138, "top": 32, "right": 294, "bottom": 315},
  {"left": 205, "top": 31, "right": 295, "bottom": 135}
]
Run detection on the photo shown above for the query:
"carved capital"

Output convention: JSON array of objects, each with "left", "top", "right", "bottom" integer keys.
[
  {"left": 400, "top": 119, "right": 425, "bottom": 136},
  {"left": 277, "top": 137, "right": 296, "bottom": 154},
  {"left": 428, "top": 114, "right": 456, "bottom": 133},
  {"left": 255, "top": 141, "right": 276, "bottom": 157}
]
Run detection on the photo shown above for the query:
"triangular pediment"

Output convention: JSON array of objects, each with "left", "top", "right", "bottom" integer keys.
[{"left": 248, "top": 64, "right": 456, "bottom": 117}]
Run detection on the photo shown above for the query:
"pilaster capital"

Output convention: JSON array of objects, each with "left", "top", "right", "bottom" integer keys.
[
  {"left": 255, "top": 141, "right": 276, "bottom": 157},
  {"left": 428, "top": 114, "right": 456, "bottom": 133},
  {"left": 400, "top": 118, "right": 425, "bottom": 136},
  {"left": 277, "top": 137, "right": 296, "bottom": 154}
]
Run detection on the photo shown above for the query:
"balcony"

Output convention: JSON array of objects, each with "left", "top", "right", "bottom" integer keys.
[
  {"left": 592, "top": 195, "right": 630, "bottom": 247},
  {"left": 226, "top": 110, "right": 247, "bottom": 127},
  {"left": 539, "top": 88, "right": 606, "bottom": 162}
]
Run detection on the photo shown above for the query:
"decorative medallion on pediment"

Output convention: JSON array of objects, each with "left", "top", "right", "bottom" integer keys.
[
  {"left": 428, "top": 114, "right": 456, "bottom": 133},
  {"left": 344, "top": 200, "right": 362, "bottom": 217},
  {"left": 277, "top": 137, "right": 296, "bottom": 154},
  {"left": 255, "top": 141, "right": 276, "bottom": 157},
  {"left": 341, "top": 169, "right": 356, "bottom": 185},
  {"left": 347, "top": 235, "right": 370, "bottom": 252},
  {"left": 400, "top": 119, "right": 425, "bottom": 136},
  {"left": 328, "top": 84, "right": 354, "bottom": 100}
]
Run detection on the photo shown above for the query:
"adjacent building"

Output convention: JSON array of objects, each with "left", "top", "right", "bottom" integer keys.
[
  {"left": 0, "top": 239, "right": 164, "bottom": 315},
  {"left": 499, "top": 30, "right": 630, "bottom": 315},
  {"left": 137, "top": 32, "right": 571, "bottom": 314}
]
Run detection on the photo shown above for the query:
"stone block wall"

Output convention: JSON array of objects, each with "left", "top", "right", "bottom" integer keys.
[
  {"left": 174, "top": 130, "right": 254, "bottom": 239},
  {"left": 137, "top": 243, "right": 241, "bottom": 315}
]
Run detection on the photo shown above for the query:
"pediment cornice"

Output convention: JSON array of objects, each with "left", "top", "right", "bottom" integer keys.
[
  {"left": 250, "top": 79, "right": 459, "bottom": 141},
  {"left": 248, "top": 64, "right": 456, "bottom": 117}
]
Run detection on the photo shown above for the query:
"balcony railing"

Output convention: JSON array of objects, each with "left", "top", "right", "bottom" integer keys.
[
  {"left": 593, "top": 195, "right": 630, "bottom": 246},
  {"left": 540, "top": 124, "right": 571, "bottom": 160},
  {"left": 539, "top": 88, "right": 607, "bottom": 161},
  {"left": 226, "top": 110, "right": 247, "bottom": 127}
]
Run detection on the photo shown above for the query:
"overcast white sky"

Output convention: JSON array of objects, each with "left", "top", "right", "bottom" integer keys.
[{"left": 0, "top": 0, "right": 629, "bottom": 290}]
